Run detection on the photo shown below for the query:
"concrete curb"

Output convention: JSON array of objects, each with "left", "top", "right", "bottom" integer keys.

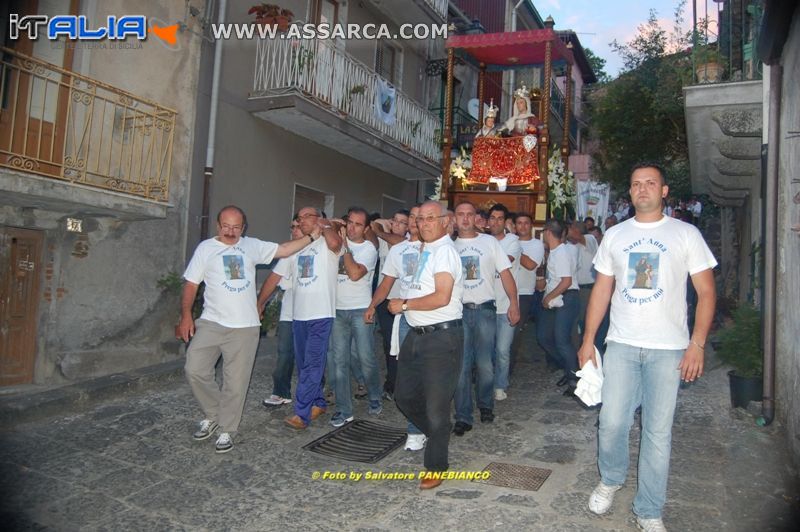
[{"left": 0, "top": 359, "right": 185, "bottom": 426}]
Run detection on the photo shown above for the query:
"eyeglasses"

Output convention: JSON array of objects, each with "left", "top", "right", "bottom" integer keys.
[
  {"left": 220, "top": 224, "right": 243, "bottom": 232},
  {"left": 417, "top": 214, "right": 448, "bottom": 224}
]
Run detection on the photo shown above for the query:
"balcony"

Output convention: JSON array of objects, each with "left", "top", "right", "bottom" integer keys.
[
  {"left": 364, "top": 0, "right": 448, "bottom": 24},
  {"left": 248, "top": 37, "right": 441, "bottom": 180},
  {"left": 0, "top": 48, "right": 176, "bottom": 219}
]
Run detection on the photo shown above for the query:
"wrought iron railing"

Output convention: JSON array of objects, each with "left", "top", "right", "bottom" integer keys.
[
  {"left": 424, "top": 0, "right": 449, "bottom": 21},
  {"left": 253, "top": 37, "right": 440, "bottom": 163},
  {"left": 0, "top": 48, "right": 176, "bottom": 202}
]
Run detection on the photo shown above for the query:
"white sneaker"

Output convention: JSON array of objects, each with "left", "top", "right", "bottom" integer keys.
[
  {"left": 636, "top": 517, "right": 667, "bottom": 532},
  {"left": 192, "top": 419, "right": 218, "bottom": 441},
  {"left": 263, "top": 394, "right": 292, "bottom": 406},
  {"left": 404, "top": 434, "right": 427, "bottom": 451},
  {"left": 494, "top": 388, "right": 507, "bottom": 401},
  {"left": 588, "top": 482, "right": 622, "bottom": 515},
  {"left": 215, "top": 432, "right": 233, "bottom": 454}
]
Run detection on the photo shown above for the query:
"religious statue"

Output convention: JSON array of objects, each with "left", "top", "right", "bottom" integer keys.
[
  {"left": 474, "top": 99, "right": 500, "bottom": 139},
  {"left": 503, "top": 84, "right": 540, "bottom": 136}
]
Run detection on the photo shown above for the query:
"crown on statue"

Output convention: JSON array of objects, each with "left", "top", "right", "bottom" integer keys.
[
  {"left": 486, "top": 98, "right": 498, "bottom": 118},
  {"left": 514, "top": 83, "right": 530, "bottom": 100}
]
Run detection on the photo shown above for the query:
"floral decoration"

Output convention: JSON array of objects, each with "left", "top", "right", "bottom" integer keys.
[{"left": 547, "top": 149, "right": 576, "bottom": 220}]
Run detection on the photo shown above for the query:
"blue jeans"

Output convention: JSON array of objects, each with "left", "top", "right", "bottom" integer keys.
[
  {"left": 330, "top": 308, "right": 381, "bottom": 418},
  {"left": 454, "top": 306, "right": 496, "bottom": 424},
  {"left": 536, "top": 290, "right": 579, "bottom": 382},
  {"left": 598, "top": 341, "right": 684, "bottom": 519},
  {"left": 494, "top": 313, "right": 516, "bottom": 390},
  {"left": 272, "top": 320, "right": 295, "bottom": 398}
]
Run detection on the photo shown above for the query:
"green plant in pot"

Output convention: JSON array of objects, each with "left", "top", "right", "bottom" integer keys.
[{"left": 714, "top": 304, "right": 763, "bottom": 408}]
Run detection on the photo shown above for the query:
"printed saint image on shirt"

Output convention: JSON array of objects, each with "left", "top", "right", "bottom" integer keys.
[
  {"left": 402, "top": 253, "right": 419, "bottom": 277},
  {"left": 223, "top": 255, "right": 245, "bottom": 280},
  {"left": 627, "top": 253, "right": 659, "bottom": 290},
  {"left": 338, "top": 255, "right": 347, "bottom": 275},
  {"left": 412, "top": 251, "right": 430, "bottom": 284},
  {"left": 461, "top": 256, "right": 480, "bottom": 281},
  {"left": 298, "top": 255, "right": 315, "bottom": 279}
]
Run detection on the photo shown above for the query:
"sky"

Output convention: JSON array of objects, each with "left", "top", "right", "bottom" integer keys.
[{"left": 533, "top": 0, "right": 716, "bottom": 77}]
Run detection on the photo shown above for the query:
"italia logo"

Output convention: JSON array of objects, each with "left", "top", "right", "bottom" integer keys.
[{"left": 8, "top": 14, "right": 179, "bottom": 45}]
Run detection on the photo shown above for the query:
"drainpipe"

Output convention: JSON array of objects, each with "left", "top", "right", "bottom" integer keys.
[
  {"left": 200, "top": 0, "right": 227, "bottom": 240},
  {"left": 757, "top": 64, "right": 781, "bottom": 427},
  {"left": 508, "top": 0, "right": 526, "bottom": 111}
]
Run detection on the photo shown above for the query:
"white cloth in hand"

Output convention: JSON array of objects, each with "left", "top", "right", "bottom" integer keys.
[
  {"left": 389, "top": 314, "right": 402, "bottom": 358},
  {"left": 575, "top": 347, "right": 604, "bottom": 407},
  {"left": 548, "top": 295, "right": 564, "bottom": 309}
]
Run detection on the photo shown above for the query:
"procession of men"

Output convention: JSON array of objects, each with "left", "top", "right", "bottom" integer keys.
[{"left": 179, "top": 163, "right": 716, "bottom": 531}]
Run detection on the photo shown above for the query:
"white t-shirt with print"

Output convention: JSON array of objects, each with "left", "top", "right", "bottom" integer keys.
[
  {"left": 287, "top": 237, "right": 339, "bottom": 321},
  {"left": 381, "top": 239, "right": 423, "bottom": 300},
  {"left": 336, "top": 239, "right": 378, "bottom": 310},
  {"left": 455, "top": 233, "right": 511, "bottom": 305},
  {"left": 183, "top": 236, "right": 278, "bottom": 328},
  {"left": 376, "top": 238, "right": 390, "bottom": 286},
  {"left": 545, "top": 243, "right": 578, "bottom": 296},
  {"left": 575, "top": 234, "right": 599, "bottom": 285},
  {"left": 517, "top": 237, "right": 545, "bottom": 295},
  {"left": 494, "top": 233, "right": 522, "bottom": 314},
  {"left": 403, "top": 234, "right": 463, "bottom": 327},
  {"left": 593, "top": 216, "right": 717, "bottom": 350}
]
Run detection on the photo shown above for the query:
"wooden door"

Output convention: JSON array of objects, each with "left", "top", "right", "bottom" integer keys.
[{"left": 0, "top": 226, "right": 43, "bottom": 385}]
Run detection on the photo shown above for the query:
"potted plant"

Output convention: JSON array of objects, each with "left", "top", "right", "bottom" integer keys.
[
  {"left": 693, "top": 43, "right": 726, "bottom": 83},
  {"left": 714, "top": 304, "right": 763, "bottom": 408},
  {"left": 248, "top": 3, "right": 294, "bottom": 31}
]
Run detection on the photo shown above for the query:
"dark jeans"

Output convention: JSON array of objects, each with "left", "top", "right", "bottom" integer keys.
[
  {"left": 395, "top": 325, "right": 464, "bottom": 472},
  {"left": 272, "top": 320, "right": 295, "bottom": 398},
  {"left": 376, "top": 300, "right": 397, "bottom": 393},
  {"left": 536, "top": 290, "right": 579, "bottom": 382}
]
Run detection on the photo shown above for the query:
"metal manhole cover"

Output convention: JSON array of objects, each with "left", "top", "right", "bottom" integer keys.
[
  {"left": 472, "top": 462, "right": 552, "bottom": 491},
  {"left": 303, "top": 419, "right": 406, "bottom": 463}
]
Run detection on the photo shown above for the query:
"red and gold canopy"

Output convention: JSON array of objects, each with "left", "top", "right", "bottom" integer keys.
[{"left": 446, "top": 29, "right": 574, "bottom": 69}]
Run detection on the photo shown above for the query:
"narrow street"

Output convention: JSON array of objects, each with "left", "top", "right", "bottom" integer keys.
[{"left": 1, "top": 328, "right": 797, "bottom": 531}]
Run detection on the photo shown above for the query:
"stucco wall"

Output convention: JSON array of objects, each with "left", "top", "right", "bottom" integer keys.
[
  {"left": 775, "top": 11, "right": 800, "bottom": 465},
  {"left": 0, "top": 0, "right": 204, "bottom": 382}
]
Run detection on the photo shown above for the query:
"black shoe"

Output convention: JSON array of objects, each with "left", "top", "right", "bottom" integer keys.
[
  {"left": 480, "top": 408, "right": 494, "bottom": 423},
  {"left": 563, "top": 386, "right": 577, "bottom": 397},
  {"left": 556, "top": 376, "right": 569, "bottom": 387},
  {"left": 453, "top": 421, "right": 472, "bottom": 436}
]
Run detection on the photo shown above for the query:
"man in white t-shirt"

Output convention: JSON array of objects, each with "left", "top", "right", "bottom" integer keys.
[
  {"left": 256, "top": 218, "right": 304, "bottom": 407},
  {"left": 328, "top": 207, "right": 381, "bottom": 428},
  {"left": 511, "top": 213, "right": 545, "bottom": 361},
  {"left": 487, "top": 204, "right": 521, "bottom": 401},
  {"left": 536, "top": 219, "right": 580, "bottom": 392},
  {"left": 453, "top": 201, "right": 517, "bottom": 434},
  {"left": 370, "top": 210, "right": 410, "bottom": 399},
  {"left": 690, "top": 196, "right": 702, "bottom": 226},
  {"left": 389, "top": 201, "right": 463, "bottom": 490},
  {"left": 280, "top": 207, "right": 344, "bottom": 430},
  {"left": 567, "top": 221, "right": 600, "bottom": 338},
  {"left": 579, "top": 163, "right": 717, "bottom": 531},
  {"left": 179, "top": 206, "right": 319, "bottom": 453}
]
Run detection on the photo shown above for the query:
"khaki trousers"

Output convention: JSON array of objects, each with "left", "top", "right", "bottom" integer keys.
[{"left": 184, "top": 319, "right": 260, "bottom": 433}]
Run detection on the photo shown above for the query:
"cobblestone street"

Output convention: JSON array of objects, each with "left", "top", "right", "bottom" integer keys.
[{"left": 1, "top": 328, "right": 798, "bottom": 531}]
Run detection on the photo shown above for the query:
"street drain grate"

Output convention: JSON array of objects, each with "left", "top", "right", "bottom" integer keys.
[
  {"left": 472, "top": 462, "right": 552, "bottom": 491},
  {"left": 303, "top": 420, "right": 407, "bottom": 463}
]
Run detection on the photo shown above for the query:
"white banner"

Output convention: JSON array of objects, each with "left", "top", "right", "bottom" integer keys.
[
  {"left": 374, "top": 79, "right": 396, "bottom": 126},
  {"left": 576, "top": 180, "right": 610, "bottom": 226}
]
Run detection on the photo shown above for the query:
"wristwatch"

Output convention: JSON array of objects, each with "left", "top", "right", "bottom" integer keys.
[
  {"left": 342, "top": 247, "right": 351, "bottom": 255},
  {"left": 401, "top": 299, "right": 408, "bottom": 311}
]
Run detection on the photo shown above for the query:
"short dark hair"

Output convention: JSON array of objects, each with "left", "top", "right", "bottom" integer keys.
[
  {"left": 454, "top": 200, "right": 476, "bottom": 211},
  {"left": 368, "top": 212, "right": 381, "bottom": 223},
  {"left": 217, "top": 205, "right": 247, "bottom": 227},
  {"left": 489, "top": 203, "right": 510, "bottom": 219},
  {"left": 514, "top": 212, "right": 532, "bottom": 223},
  {"left": 630, "top": 161, "right": 667, "bottom": 185},
  {"left": 347, "top": 206, "right": 369, "bottom": 222},
  {"left": 590, "top": 226, "right": 603, "bottom": 236},
  {"left": 584, "top": 216, "right": 595, "bottom": 224},
  {"left": 476, "top": 209, "right": 489, "bottom": 220},
  {"left": 543, "top": 218, "right": 566, "bottom": 239},
  {"left": 393, "top": 209, "right": 410, "bottom": 217}
]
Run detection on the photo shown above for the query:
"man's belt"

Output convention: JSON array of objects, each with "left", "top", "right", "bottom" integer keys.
[
  {"left": 579, "top": 283, "right": 595, "bottom": 289},
  {"left": 462, "top": 301, "right": 495, "bottom": 310},
  {"left": 412, "top": 319, "right": 463, "bottom": 335}
]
